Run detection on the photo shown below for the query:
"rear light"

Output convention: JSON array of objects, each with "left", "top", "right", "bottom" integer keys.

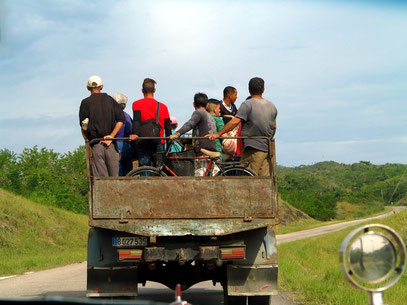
[
  {"left": 118, "top": 249, "right": 142, "bottom": 260},
  {"left": 220, "top": 247, "right": 245, "bottom": 260}
]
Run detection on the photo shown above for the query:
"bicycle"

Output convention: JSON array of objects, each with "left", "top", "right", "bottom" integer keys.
[{"left": 126, "top": 138, "right": 257, "bottom": 177}]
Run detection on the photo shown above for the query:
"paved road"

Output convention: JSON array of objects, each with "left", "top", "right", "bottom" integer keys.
[
  {"left": 0, "top": 207, "right": 403, "bottom": 304},
  {"left": 0, "top": 262, "right": 295, "bottom": 304},
  {"left": 277, "top": 206, "right": 405, "bottom": 244}
]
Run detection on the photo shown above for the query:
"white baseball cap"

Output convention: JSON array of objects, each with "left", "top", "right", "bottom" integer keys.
[{"left": 87, "top": 75, "right": 103, "bottom": 88}]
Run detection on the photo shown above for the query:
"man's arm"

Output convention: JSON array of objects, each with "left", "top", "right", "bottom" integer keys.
[
  {"left": 102, "top": 121, "right": 124, "bottom": 146},
  {"left": 216, "top": 117, "right": 225, "bottom": 132},
  {"left": 207, "top": 100, "right": 247, "bottom": 140},
  {"left": 206, "top": 117, "right": 241, "bottom": 141},
  {"left": 102, "top": 101, "right": 125, "bottom": 145},
  {"left": 81, "top": 129, "right": 88, "bottom": 141},
  {"left": 79, "top": 101, "right": 89, "bottom": 141},
  {"left": 164, "top": 118, "right": 171, "bottom": 138},
  {"left": 169, "top": 111, "right": 200, "bottom": 139},
  {"left": 110, "top": 122, "right": 124, "bottom": 138},
  {"left": 79, "top": 100, "right": 88, "bottom": 126},
  {"left": 129, "top": 110, "right": 141, "bottom": 141}
]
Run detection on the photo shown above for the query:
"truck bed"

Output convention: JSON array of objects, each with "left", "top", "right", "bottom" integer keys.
[{"left": 89, "top": 176, "right": 278, "bottom": 236}]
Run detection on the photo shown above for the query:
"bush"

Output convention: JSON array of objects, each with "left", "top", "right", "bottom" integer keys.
[{"left": 0, "top": 146, "right": 88, "bottom": 214}]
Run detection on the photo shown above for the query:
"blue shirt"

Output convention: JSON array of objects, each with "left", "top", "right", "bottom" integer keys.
[
  {"left": 170, "top": 130, "right": 183, "bottom": 152},
  {"left": 117, "top": 112, "right": 132, "bottom": 138}
]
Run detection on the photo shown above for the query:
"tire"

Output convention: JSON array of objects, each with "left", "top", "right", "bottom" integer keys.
[
  {"left": 217, "top": 166, "right": 257, "bottom": 177},
  {"left": 126, "top": 166, "right": 167, "bottom": 177}
]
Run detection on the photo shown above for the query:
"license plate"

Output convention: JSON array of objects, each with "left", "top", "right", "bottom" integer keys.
[{"left": 112, "top": 237, "right": 148, "bottom": 247}]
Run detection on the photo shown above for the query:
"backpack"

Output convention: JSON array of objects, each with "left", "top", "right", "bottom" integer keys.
[
  {"left": 222, "top": 124, "right": 238, "bottom": 156},
  {"left": 139, "top": 102, "right": 161, "bottom": 145}
]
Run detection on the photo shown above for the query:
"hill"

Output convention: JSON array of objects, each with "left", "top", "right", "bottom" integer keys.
[
  {"left": 278, "top": 198, "right": 312, "bottom": 225},
  {"left": 0, "top": 188, "right": 88, "bottom": 276},
  {"left": 277, "top": 198, "right": 320, "bottom": 234},
  {"left": 2, "top": 146, "right": 406, "bottom": 223},
  {"left": 277, "top": 161, "right": 407, "bottom": 221}
]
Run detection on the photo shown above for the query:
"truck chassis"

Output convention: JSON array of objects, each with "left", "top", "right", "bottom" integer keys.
[{"left": 85, "top": 140, "right": 279, "bottom": 305}]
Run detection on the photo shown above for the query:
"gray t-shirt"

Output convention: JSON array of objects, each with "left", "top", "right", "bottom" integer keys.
[
  {"left": 178, "top": 109, "right": 217, "bottom": 153},
  {"left": 236, "top": 98, "right": 277, "bottom": 152}
]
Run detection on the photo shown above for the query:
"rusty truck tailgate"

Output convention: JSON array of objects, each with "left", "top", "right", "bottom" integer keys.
[{"left": 89, "top": 176, "right": 278, "bottom": 236}]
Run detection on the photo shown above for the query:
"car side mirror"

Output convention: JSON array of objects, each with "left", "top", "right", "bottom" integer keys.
[{"left": 339, "top": 224, "right": 406, "bottom": 305}]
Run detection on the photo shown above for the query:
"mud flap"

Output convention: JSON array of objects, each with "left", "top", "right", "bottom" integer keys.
[
  {"left": 87, "top": 266, "right": 138, "bottom": 297},
  {"left": 226, "top": 265, "right": 278, "bottom": 296}
]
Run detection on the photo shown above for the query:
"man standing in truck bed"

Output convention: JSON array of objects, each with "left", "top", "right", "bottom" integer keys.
[
  {"left": 129, "top": 78, "right": 171, "bottom": 167},
  {"left": 220, "top": 86, "right": 238, "bottom": 118},
  {"left": 79, "top": 75, "right": 125, "bottom": 177},
  {"left": 206, "top": 77, "right": 277, "bottom": 176}
]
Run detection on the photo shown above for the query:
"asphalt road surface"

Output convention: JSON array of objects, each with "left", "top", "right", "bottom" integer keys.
[
  {"left": 277, "top": 206, "right": 405, "bottom": 244},
  {"left": 0, "top": 263, "right": 296, "bottom": 304},
  {"left": 0, "top": 207, "right": 403, "bottom": 304}
]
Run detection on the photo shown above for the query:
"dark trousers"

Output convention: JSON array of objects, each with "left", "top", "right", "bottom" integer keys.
[{"left": 137, "top": 142, "right": 165, "bottom": 167}]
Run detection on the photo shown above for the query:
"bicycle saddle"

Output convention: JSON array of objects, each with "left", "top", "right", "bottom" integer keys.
[{"left": 200, "top": 148, "right": 221, "bottom": 158}]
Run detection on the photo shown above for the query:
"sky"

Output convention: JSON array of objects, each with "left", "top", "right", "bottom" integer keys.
[{"left": 0, "top": 0, "right": 406, "bottom": 166}]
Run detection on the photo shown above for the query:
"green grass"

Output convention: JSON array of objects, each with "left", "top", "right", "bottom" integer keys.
[
  {"left": 0, "top": 188, "right": 88, "bottom": 276},
  {"left": 278, "top": 208, "right": 407, "bottom": 305},
  {"left": 277, "top": 205, "right": 393, "bottom": 235},
  {"left": 277, "top": 218, "right": 323, "bottom": 234},
  {"left": 1, "top": 183, "right": 404, "bottom": 305}
]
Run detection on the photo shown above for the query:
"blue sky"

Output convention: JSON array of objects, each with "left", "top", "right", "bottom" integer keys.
[{"left": 0, "top": 0, "right": 406, "bottom": 166}]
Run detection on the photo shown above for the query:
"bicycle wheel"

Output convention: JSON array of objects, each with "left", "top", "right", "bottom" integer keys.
[
  {"left": 126, "top": 166, "right": 167, "bottom": 177},
  {"left": 216, "top": 166, "right": 257, "bottom": 176}
]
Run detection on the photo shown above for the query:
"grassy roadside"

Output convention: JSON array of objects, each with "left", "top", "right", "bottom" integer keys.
[
  {"left": 278, "top": 208, "right": 407, "bottom": 305},
  {"left": 0, "top": 189, "right": 88, "bottom": 276}
]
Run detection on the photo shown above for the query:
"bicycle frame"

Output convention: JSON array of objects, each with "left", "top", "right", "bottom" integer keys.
[{"left": 157, "top": 140, "right": 216, "bottom": 177}]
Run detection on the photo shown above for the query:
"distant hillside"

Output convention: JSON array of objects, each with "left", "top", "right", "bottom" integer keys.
[
  {"left": 278, "top": 198, "right": 311, "bottom": 225},
  {"left": 277, "top": 198, "right": 319, "bottom": 234},
  {"left": 1, "top": 146, "right": 406, "bottom": 223},
  {"left": 277, "top": 161, "right": 407, "bottom": 221},
  {"left": 0, "top": 188, "right": 88, "bottom": 275}
]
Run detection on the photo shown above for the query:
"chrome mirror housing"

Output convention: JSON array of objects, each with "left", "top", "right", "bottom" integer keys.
[{"left": 340, "top": 224, "right": 406, "bottom": 305}]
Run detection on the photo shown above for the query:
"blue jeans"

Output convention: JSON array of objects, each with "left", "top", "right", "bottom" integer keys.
[
  {"left": 117, "top": 141, "right": 133, "bottom": 176},
  {"left": 138, "top": 143, "right": 165, "bottom": 166},
  {"left": 138, "top": 143, "right": 165, "bottom": 176}
]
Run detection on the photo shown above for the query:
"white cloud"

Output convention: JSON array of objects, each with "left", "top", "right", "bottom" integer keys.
[{"left": 0, "top": 0, "right": 407, "bottom": 165}]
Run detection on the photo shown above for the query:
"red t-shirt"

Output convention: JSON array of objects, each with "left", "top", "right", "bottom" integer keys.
[{"left": 132, "top": 98, "right": 170, "bottom": 143}]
